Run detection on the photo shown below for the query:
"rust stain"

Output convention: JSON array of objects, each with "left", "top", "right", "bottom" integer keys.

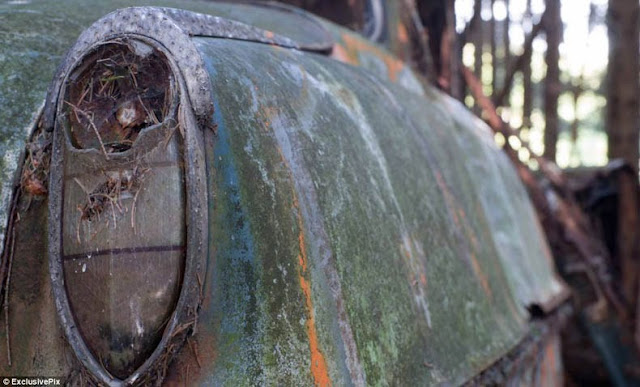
[
  {"left": 539, "top": 343, "right": 550, "bottom": 384},
  {"left": 469, "top": 251, "right": 491, "bottom": 297},
  {"left": 274, "top": 143, "right": 331, "bottom": 387},
  {"left": 399, "top": 234, "right": 433, "bottom": 327},
  {"left": 397, "top": 24, "right": 409, "bottom": 45},
  {"left": 381, "top": 56, "right": 404, "bottom": 83},
  {"left": 297, "top": 229, "right": 308, "bottom": 272},
  {"left": 299, "top": 273, "right": 331, "bottom": 387},
  {"left": 457, "top": 207, "right": 467, "bottom": 222},
  {"left": 463, "top": 218, "right": 491, "bottom": 297},
  {"left": 292, "top": 192, "right": 331, "bottom": 387},
  {"left": 400, "top": 241, "right": 411, "bottom": 260},
  {"left": 163, "top": 333, "right": 218, "bottom": 386},
  {"left": 335, "top": 33, "right": 406, "bottom": 83},
  {"left": 264, "top": 30, "right": 275, "bottom": 39},
  {"left": 471, "top": 202, "right": 524, "bottom": 320},
  {"left": 260, "top": 105, "right": 279, "bottom": 132},
  {"left": 269, "top": 106, "right": 365, "bottom": 384},
  {"left": 298, "top": 251, "right": 305, "bottom": 269},
  {"left": 331, "top": 42, "right": 359, "bottom": 66},
  {"left": 434, "top": 171, "right": 460, "bottom": 229},
  {"left": 434, "top": 171, "right": 492, "bottom": 298},
  {"left": 260, "top": 105, "right": 278, "bottom": 118},
  {"left": 539, "top": 336, "right": 559, "bottom": 385}
]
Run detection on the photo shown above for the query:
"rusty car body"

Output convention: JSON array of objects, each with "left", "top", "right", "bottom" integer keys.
[{"left": 0, "top": 0, "right": 569, "bottom": 385}]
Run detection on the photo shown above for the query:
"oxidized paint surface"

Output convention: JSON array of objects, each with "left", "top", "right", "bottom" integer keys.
[
  {"left": 163, "top": 37, "right": 564, "bottom": 385},
  {"left": 0, "top": 0, "right": 358, "bottom": 245},
  {"left": 0, "top": 1, "right": 567, "bottom": 386}
]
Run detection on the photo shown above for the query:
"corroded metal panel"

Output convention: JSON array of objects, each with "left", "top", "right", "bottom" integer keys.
[
  {"left": 442, "top": 98, "right": 568, "bottom": 314},
  {"left": 0, "top": 2, "right": 569, "bottom": 386},
  {"left": 166, "top": 36, "right": 563, "bottom": 385},
  {"left": 0, "top": 0, "right": 338, "bottom": 248}
]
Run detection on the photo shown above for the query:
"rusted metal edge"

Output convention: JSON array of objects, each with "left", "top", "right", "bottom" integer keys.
[
  {"left": 464, "top": 302, "right": 573, "bottom": 386},
  {"left": 219, "top": 0, "right": 335, "bottom": 52},
  {"left": 536, "top": 285, "right": 573, "bottom": 316},
  {"left": 46, "top": 18, "right": 209, "bottom": 387},
  {"left": 160, "top": 6, "right": 334, "bottom": 53}
]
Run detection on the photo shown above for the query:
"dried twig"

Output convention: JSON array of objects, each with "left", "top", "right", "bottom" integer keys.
[
  {"left": 196, "top": 273, "right": 204, "bottom": 301},
  {"left": 65, "top": 102, "right": 109, "bottom": 159},
  {"left": 4, "top": 226, "right": 16, "bottom": 366},
  {"left": 162, "top": 121, "right": 180, "bottom": 150},
  {"left": 188, "top": 338, "right": 202, "bottom": 368},
  {"left": 131, "top": 188, "right": 141, "bottom": 235}
]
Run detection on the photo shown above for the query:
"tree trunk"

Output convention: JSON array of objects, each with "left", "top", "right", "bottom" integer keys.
[
  {"left": 493, "top": 15, "right": 544, "bottom": 108},
  {"left": 606, "top": 0, "right": 640, "bottom": 311},
  {"left": 503, "top": 0, "right": 510, "bottom": 75},
  {"left": 403, "top": 0, "right": 436, "bottom": 81},
  {"left": 490, "top": 0, "right": 497, "bottom": 95},
  {"left": 417, "top": 0, "right": 446, "bottom": 80},
  {"left": 472, "top": 0, "right": 483, "bottom": 113},
  {"left": 442, "top": 0, "right": 462, "bottom": 99},
  {"left": 570, "top": 82, "right": 582, "bottom": 165},
  {"left": 418, "top": 0, "right": 462, "bottom": 98},
  {"left": 543, "top": 0, "right": 561, "bottom": 162},
  {"left": 472, "top": 1, "right": 483, "bottom": 79},
  {"left": 522, "top": 0, "right": 532, "bottom": 130}
]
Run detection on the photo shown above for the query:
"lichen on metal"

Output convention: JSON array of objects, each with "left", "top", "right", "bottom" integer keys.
[{"left": 0, "top": 1, "right": 569, "bottom": 386}]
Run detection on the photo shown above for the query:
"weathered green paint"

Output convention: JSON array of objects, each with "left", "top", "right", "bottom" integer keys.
[
  {"left": 0, "top": 0, "right": 421, "bottom": 244},
  {"left": 167, "top": 37, "right": 563, "bottom": 385},
  {"left": 0, "top": 1, "right": 567, "bottom": 386}
]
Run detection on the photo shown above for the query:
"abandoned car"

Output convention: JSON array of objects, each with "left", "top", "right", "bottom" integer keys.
[{"left": 0, "top": 1, "right": 569, "bottom": 385}]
